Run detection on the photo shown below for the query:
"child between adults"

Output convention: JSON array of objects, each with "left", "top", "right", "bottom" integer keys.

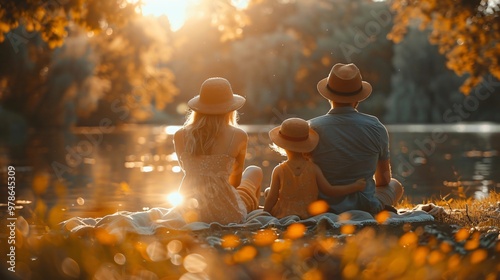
[
  {"left": 173, "top": 77, "right": 262, "bottom": 224},
  {"left": 264, "top": 118, "right": 366, "bottom": 219}
]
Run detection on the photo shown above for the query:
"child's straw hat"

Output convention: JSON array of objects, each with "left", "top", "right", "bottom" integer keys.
[{"left": 269, "top": 118, "right": 319, "bottom": 153}]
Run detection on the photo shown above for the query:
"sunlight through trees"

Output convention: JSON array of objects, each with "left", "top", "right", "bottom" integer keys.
[{"left": 1, "top": 0, "right": 499, "bottom": 127}]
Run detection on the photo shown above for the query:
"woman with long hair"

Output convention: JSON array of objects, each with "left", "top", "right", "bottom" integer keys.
[{"left": 173, "top": 77, "right": 262, "bottom": 224}]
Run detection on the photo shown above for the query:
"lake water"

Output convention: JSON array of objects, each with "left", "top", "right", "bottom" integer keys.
[{"left": 1, "top": 123, "right": 499, "bottom": 222}]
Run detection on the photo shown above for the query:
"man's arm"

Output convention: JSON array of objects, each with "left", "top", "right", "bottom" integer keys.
[{"left": 375, "top": 159, "right": 392, "bottom": 187}]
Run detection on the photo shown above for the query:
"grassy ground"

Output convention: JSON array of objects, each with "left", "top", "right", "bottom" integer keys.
[
  {"left": 425, "top": 193, "right": 500, "bottom": 230},
  {"left": 2, "top": 193, "right": 500, "bottom": 280}
]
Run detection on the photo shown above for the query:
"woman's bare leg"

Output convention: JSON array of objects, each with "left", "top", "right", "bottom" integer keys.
[{"left": 237, "top": 165, "right": 263, "bottom": 212}]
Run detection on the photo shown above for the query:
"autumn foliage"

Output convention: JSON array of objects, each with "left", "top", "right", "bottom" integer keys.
[
  {"left": 1, "top": 0, "right": 499, "bottom": 126},
  {"left": 0, "top": 0, "right": 139, "bottom": 48},
  {"left": 388, "top": 0, "right": 500, "bottom": 94}
]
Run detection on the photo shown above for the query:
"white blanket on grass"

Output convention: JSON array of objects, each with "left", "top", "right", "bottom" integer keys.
[{"left": 61, "top": 207, "right": 436, "bottom": 236}]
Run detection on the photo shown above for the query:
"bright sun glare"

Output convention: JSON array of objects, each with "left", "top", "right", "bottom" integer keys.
[
  {"left": 140, "top": 0, "right": 192, "bottom": 31},
  {"left": 167, "top": 192, "right": 184, "bottom": 207},
  {"left": 140, "top": 0, "right": 250, "bottom": 31}
]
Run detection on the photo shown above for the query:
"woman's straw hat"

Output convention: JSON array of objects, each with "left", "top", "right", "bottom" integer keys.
[
  {"left": 269, "top": 118, "right": 319, "bottom": 153},
  {"left": 188, "top": 77, "right": 246, "bottom": 114},
  {"left": 317, "top": 63, "right": 372, "bottom": 103}
]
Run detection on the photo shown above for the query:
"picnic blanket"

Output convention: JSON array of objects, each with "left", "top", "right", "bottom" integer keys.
[{"left": 61, "top": 205, "right": 438, "bottom": 236}]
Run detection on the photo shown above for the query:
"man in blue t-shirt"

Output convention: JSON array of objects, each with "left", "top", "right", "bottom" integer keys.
[{"left": 309, "top": 63, "right": 404, "bottom": 214}]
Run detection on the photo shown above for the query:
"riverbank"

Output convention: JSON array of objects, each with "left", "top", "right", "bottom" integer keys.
[{"left": 2, "top": 193, "right": 499, "bottom": 280}]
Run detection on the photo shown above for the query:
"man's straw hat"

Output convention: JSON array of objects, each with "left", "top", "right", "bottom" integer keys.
[{"left": 317, "top": 63, "right": 372, "bottom": 103}]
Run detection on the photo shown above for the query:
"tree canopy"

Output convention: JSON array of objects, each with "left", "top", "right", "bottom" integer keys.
[
  {"left": 0, "top": 0, "right": 178, "bottom": 126},
  {"left": 388, "top": 0, "right": 500, "bottom": 94},
  {"left": 1, "top": 0, "right": 499, "bottom": 127},
  {"left": 0, "top": 0, "right": 139, "bottom": 48}
]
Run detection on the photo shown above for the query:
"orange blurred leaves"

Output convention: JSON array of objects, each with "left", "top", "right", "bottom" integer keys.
[
  {"left": 308, "top": 200, "right": 329, "bottom": 216},
  {"left": 389, "top": 0, "right": 500, "bottom": 94}
]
